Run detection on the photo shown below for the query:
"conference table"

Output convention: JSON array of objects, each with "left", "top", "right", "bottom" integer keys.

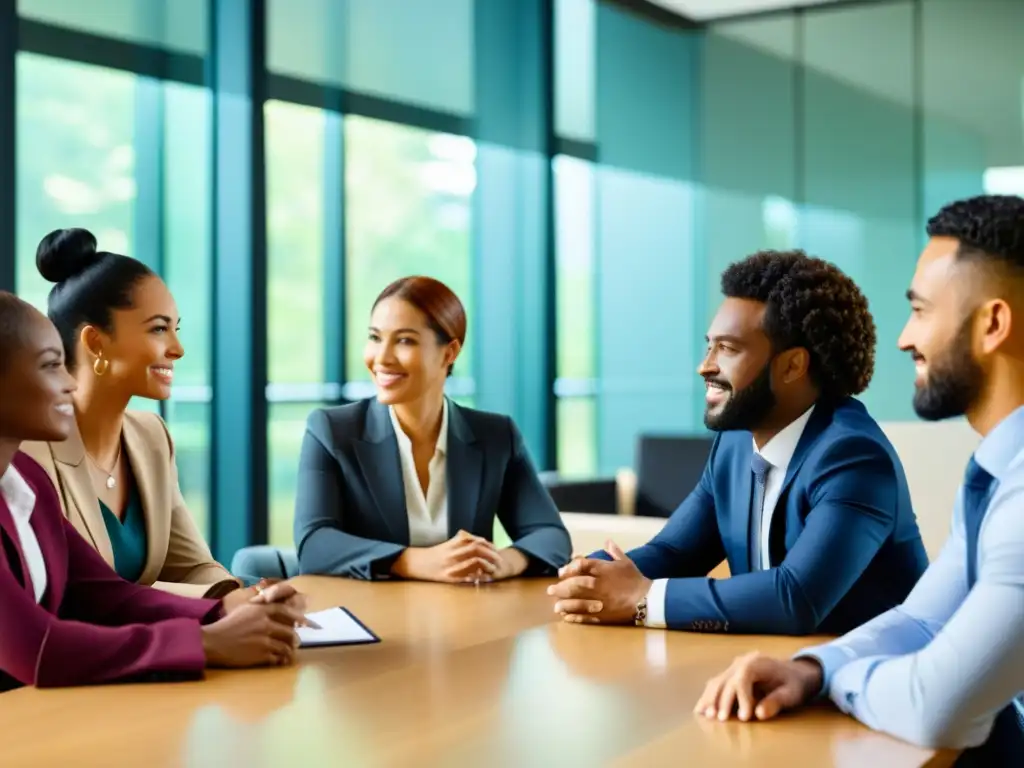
[{"left": 2, "top": 577, "right": 958, "bottom": 768}]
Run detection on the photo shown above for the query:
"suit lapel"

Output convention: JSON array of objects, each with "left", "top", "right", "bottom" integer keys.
[
  {"left": 354, "top": 400, "right": 410, "bottom": 543},
  {"left": 2, "top": 459, "right": 68, "bottom": 611},
  {"left": 760, "top": 403, "right": 837, "bottom": 565},
  {"left": 123, "top": 414, "right": 166, "bottom": 584},
  {"left": 775, "top": 402, "right": 834, "bottom": 505},
  {"left": 0, "top": 491, "right": 35, "bottom": 601},
  {"left": 21, "top": 464, "right": 67, "bottom": 614},
  {"left": 445, "top": 403, "right": 482, "bottom": 537},
  {"left": 50, "top": 421, "right": 115, "bottom": 566},
  {"left": 730, "top": 445, "right": 753, "bottom": 574}
]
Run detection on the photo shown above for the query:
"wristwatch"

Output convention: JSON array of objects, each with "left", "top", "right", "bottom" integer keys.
[{"left": 634, "top": 595, "right": 648, "bottom": 627}]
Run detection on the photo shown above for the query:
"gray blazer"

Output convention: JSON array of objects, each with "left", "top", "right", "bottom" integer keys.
[{"left": 294, "top": 397, "right": 571, "bottom": 580}]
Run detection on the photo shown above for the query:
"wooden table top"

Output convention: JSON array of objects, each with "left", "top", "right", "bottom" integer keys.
[{"left": 1, "top": 577, "right": 958, "bottom": 768}]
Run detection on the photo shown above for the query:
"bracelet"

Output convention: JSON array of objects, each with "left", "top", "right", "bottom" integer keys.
[{"left": 634, "top": 596, "right": 648, "bottom": 627}]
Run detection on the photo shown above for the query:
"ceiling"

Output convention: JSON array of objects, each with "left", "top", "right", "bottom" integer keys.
[
  {"left": 710, "top": 1, "right": 1024, "bottom": 168},
  {"left": 639, "top": 1, "right": 1023, "bottom": 169},
  {"left": 646, "top": 0, "right": 846, "bottom": 22}
]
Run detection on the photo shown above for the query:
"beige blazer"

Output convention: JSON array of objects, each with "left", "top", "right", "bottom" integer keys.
[{"left": 20, "top": 410, "right": 238, "bottom": 598}]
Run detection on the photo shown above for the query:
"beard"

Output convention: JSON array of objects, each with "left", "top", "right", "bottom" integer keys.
[
  {"left": 704, "top": 361, "right": 776, "bottom": 432},
  {"left": 912, "top": 318, "right": 983, "bottom": 421}
]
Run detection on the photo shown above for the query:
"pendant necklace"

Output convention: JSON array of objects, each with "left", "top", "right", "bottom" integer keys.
[{"left": 88, "top": 444, "right": 121, "bottom": 490}]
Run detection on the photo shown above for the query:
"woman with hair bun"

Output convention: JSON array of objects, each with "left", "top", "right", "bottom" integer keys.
[
  {"left": 235, "top": 276, "right": 571, "bottom": 583},
  {"left": 19, "top": 228, "right": 243, "bottom": 599}
]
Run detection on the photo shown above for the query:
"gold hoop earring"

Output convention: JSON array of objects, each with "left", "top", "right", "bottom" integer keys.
[{"left": 93, "top": 356, "right": 109, "bottom": 377}]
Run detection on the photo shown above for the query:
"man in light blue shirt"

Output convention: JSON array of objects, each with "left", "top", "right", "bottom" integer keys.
[{"left": 693, "top": 194, "right": 1024, "bottom": 766}]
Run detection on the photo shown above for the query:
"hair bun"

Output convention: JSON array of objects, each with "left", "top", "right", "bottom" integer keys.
[{"left": 36, "top": 228, "right": 102, "bottom": 283}]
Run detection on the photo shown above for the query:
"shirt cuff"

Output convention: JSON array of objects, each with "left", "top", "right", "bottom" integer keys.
[
  {"left": 793, "top": 642, "right": 858, "bottom": 699},
  {"left": 644, "top": 579, "right": 669, "bottom": 629},
  {"left": 202, "top": 600, "right": 226, "bottom": 625},
  {"left": 203, "top": 579, "right": 244, "bottom": 599},
  {"left": 370, "top": 548, "right": 406, "bottom": 580},
  {"left": 826, "top": 656, "right": 888, "bottom": 722}
]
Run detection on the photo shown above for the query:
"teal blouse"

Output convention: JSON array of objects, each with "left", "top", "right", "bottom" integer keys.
[{"left": 98, "top": 476, "right": 148, "bottom": 583}]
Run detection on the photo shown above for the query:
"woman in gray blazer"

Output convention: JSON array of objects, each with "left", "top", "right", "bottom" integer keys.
[{"left": 234, "top": 276, "right": 571, "bottom": 583}]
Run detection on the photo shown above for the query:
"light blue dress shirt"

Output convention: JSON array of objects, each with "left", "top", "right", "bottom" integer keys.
[{"left": 798, "top": 406, "right": 1024, "bottom": 750}]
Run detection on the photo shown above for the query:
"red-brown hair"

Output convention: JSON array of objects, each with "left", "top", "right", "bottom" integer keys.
[{"left": 372, "top": 276, "right": 467, "bottom": 375}]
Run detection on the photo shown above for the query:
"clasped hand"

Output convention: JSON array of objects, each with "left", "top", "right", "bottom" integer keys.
[
  {"left": 203, "top": 581, "right": 311, "bottom": 668},
  {"left": 222, "top": 579, "right": 308, "bottom": 615},
  {"left": 546, "top": 540, "right": 651, "bottom": 625},
  {"left": 391, "top": 530, "right": 529, "bottom": 584}
]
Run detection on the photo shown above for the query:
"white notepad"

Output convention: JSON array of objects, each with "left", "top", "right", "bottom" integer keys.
[{"left": 297, "top": 607, "right": 380, "bottom": 648}]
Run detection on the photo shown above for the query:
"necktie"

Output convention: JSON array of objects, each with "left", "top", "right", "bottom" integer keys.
[
  {"left": 749, "top": 453, "right": 772, "bottom": 571},
  {"left": 960, "top": 457, "right": 1024, "bottom": 744},
  {"left": 962, "top": 456, "right": 995, "bottom": 590}
]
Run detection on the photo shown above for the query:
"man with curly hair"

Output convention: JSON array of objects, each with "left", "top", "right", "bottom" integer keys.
[
  {"left": 549, "top": 250, "right": 927, "bottom": 637},
  {"left": 695, "top": 194, "right": 1024, "bottom": 766}
]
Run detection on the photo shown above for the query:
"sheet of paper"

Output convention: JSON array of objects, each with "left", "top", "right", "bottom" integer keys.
[{"left": 297, "top": 607, "right": 379, "bottom": 648}]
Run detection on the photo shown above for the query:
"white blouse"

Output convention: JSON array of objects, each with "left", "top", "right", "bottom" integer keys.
[
  {"left": 389, "top": 400, "right": 450, "bottom": 547},
  {"left": 0, "top": 464, "right": 47, "bottom": 603}
]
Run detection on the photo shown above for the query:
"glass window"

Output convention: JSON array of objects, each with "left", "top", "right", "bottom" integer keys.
[
  {"left": 344, "top": 115, "right": 475, "bottom": 384},
  {"left": 266, "top": 100, "right": 326, "bottom": 386},
  {"left": 163, "top": 81, "right": 213, "bottom": 536},
  {"left": 593, "top": 4, "right": 700, "bottom": 472},
  {"left": 556, "top": 397, "right": 596, "bottom": 479},
  {"left": 164, "top": 401, "right": 211, "bottom": 534},
  {"left": 16, "top": 54, "right": 213, "bottom": 534},
  {"left": 800, "top": 1, "right": 916, "bottom": 423},
  {"left": 18, "top": 0, "right": 208, "bottom": 56},
  {"left": 268, "top": 403, "right": 320, "bottom": 548},
  {"left": 15, "top": 53, "right": 135, "bottom": 311},
  {"left": 553, "top": 154, "right": 596, "bottom": 477},
  {"left": 554, "top": 155, "right": 595, "bottom": 383},
  {"left": 164, "top": 83, "right": 212, "bottom": 392},
  {"left": 268, "top": 0, "right": 474, "bottom": 115},
  {"left": 762, "top": 196, "right": 799, "bottom": 250},
  {"left": 922, "top": 0, "right": 1024, "bottom": 220},
  {"left": 984, "top": 167, "right": 1024, "bottom": 196},
  {"left": 265, "top": 100, "right": 327, "bottom": 547},
  {"left": 703, "top": 16, "right": 797, "bottom": 303},
  {"left": 554, "top": 0, "right": 596, "bottom": 142}
]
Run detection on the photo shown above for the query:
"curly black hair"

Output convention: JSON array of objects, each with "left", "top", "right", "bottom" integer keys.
[
  {"left": 721, "top": 250, "right": 876, "bottom": 400},
  {"left": 926, "top": 194, "right": 1024, "bottom": 269}
]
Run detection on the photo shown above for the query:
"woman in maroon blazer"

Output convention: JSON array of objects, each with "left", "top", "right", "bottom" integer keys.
[{"left": 0, "top": 291, "right": 307, "bottom": 691}]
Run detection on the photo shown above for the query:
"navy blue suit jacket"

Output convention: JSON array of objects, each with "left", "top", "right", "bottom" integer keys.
[{"left": 600, "top": 399, "right": 928, "bottom": 635}]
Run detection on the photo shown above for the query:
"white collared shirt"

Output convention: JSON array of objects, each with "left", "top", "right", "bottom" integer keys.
[
  {"left": 753, "top": 404, "right": 815, "bottom": 570},
  {"left": 389, "top": 400, "right": 450, "bottom": 547},
  {"left": 0, "top": 464, "right": 48, "bottom": 603},
  {"left": 645, "top": 406, "right": 815, "bottom": 628}
]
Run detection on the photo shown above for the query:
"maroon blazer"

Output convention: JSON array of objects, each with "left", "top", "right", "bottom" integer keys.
[{"left": 0, "top": 452, "right": 221, "bottom": 691}]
